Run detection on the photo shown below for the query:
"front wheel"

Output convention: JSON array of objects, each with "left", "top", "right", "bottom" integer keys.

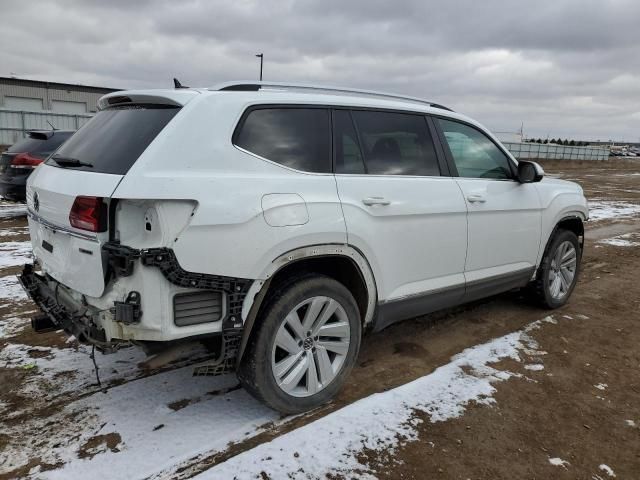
[
  {"left": 530, "top": 229, "right": 582, "bottom": 308},
  {"left": 238, "top": 275, "right": 361, "bottom": 414}
]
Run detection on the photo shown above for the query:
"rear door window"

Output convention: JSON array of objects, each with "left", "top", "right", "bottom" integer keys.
[
  {"left": 46, "top": 105, "right": 180, "bottom": 174},
  {"left": 351, "top": 110, "right": 440, "bottom": 176},
  {"left": 234, "top": 107, "right": 331, "bottom": 173}
]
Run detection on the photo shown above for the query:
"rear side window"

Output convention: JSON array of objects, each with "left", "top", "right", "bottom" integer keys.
[
  {"left": 46, "top": 105, "right": 179, "bottom": 174},
  {"left": 351, "top": 110, "right": 440, "bottom": 176},
  {"left": 437, "top": 119, "right": 513, "bottom": 180},
  {"left": 8, "top": 132, "right": 72, "bottom": 155},
  {"left": 234, "top": 108, "right": 331, "bottom": 173}
]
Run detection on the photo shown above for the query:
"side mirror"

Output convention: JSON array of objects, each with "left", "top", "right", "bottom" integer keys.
[{"left": 518, "top": 160, "right": 544, "bottom": 183}]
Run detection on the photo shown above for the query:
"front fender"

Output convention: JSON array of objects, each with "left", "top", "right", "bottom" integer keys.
[{"left": 536, "top": 191, "right": 588, "bottom": 267}]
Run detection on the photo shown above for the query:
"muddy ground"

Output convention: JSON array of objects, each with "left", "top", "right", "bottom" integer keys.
[{"left": 0, "top": 159, "right": 638, "bottom": 479}]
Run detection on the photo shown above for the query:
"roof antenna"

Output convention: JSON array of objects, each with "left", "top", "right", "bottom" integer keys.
[
  {"left": 46, "top": 120, "right": 57, "bottom": 131},
  {"left": 173, "top": 77, "right": 189, "bottom": 89}
]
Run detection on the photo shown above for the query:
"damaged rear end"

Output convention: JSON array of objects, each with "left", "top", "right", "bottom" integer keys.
[{"left": 19, "top": 90, "right": 242, "bottom": 367}]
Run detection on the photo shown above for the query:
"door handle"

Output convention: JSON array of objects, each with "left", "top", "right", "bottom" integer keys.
[
  {"left": 466, "top": 194, "right": 486, "bottom": 203},
  {"left": 362, "top": 197, "right": 391, "bottom": 206}
]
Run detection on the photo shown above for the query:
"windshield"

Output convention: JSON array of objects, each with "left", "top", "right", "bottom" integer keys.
[{"left": 46, "top": 105, "right": 180, "bottom": 174}]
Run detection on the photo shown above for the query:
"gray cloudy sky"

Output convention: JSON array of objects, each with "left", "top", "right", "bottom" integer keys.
[{"left": 2, "top": 0, "right": 639, "bottom": 141}]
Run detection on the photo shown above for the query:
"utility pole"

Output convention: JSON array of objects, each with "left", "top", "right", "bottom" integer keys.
[{"left": 255, "top": 53, "right": 264, "bottom": 81}]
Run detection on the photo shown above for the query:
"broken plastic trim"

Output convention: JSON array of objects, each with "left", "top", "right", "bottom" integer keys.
[
  {"left": 113, "top": 291, "right": 142, "bottom": 324},
  {"left": 103, "top": 242, "right": 252, "bottom": 375},
  {"left": 103, "top": 242, "right": 251, "bottom": 330}
]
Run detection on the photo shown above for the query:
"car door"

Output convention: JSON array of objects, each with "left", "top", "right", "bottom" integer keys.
[
  {"left": 333, "top": 109, "right": 468, "bottom": 329},
  {"left": 434, "top": 117, "right": 542, "bottom": 300}
]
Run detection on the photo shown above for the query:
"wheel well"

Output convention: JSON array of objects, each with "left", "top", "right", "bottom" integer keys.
[
  {"left": 540, "top": 216, "right": 584, "bottom": 265},
  {"left": 263, "top": 256, "right": 369, "bottom": 324},
  {"left": 556, "top": 216, "right": 584, "bottom": 239}
]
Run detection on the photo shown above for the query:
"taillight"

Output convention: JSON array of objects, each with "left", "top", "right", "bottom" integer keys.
[
  {"left": 69, "top": 196, "right": 108, "bottom": 232},
  {"left": 11, "top": 152, "right": 44, "bottom": 169}
]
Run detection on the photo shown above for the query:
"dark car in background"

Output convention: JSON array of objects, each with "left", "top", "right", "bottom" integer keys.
[{"left": 0, "top": 130, "right": 74, "bottom": 202}]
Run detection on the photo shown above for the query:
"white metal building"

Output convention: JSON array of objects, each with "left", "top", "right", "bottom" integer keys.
[
  {"left": 0, "top": 76, "right": 119, "bottom": 114},
  {"left": 0, "top": 77, "right": 121, "bottom": 146}
]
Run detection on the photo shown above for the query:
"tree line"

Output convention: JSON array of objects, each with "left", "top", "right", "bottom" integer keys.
[{"left": 524, "top": 138, "right": 590, "bottom": 146}]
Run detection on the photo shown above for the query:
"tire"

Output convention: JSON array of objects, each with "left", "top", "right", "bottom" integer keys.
[
  {"left": 237, "top": 274, "right": 362, "bottom": 414},
  {"left": 530, "top": 229, "right": 582, "bottom": 308}
]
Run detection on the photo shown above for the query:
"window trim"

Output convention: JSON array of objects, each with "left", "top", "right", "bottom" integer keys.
[
  {"left": 425, "top": 115, "right": 453, "bottom": 176},
  {"left": 232, "top": 104, "right": 333, "bottom": 175},
  {"left": 331, "top": 109, "right": 368, "bottom": 175},
  {"left": 232, "top": 103, "right": 512, "bottom": 179},
  {"left": 431, "top": 115, "right": 518, "bottom": 180}
]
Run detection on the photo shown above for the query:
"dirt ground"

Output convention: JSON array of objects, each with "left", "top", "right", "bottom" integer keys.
[{"left": 0, "top": 159, "right": 639, "bottom": 479}]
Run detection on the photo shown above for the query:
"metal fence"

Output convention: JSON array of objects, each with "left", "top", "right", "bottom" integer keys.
[
  {"left": 0, "top": 108, "right": 93, "bottom": 146},
  {"left": 503, "top": 142, "right": 610, "bottom": 161}
]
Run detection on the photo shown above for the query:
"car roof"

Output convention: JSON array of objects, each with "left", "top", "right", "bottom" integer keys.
[{"left": 98, "top": 81, "right": 485, "bottom": 131}]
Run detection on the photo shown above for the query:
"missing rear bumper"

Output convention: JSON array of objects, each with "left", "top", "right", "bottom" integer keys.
[{"left": 18, "top": 263, "right": 122, "bottom": 353}]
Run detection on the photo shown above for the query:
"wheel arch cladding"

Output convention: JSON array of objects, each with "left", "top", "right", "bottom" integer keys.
[
  {"left": 538, "top": 215, "right": 585, "bottom": 275},
  {"left": 238, "top": 245, "right": 377, "bottom": 362}
]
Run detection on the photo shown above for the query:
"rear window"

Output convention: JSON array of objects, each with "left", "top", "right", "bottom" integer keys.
[
  {"left": 46, "top": 105, "right": 179, "bottom": 174},
  {"left": 8, "top": 132, "right": 73, "bottom": 155},
  {"left": 234, "top": 107, "right": 331, "bottom": 173}
]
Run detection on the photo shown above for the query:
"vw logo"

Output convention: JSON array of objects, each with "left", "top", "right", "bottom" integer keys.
[{"left": 33, "top": 192, "right": 40, "bottom": 212}]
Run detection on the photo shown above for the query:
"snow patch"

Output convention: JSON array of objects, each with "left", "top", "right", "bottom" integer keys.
[
  {"left": 0, "top": 240, "right": 32, "bottom": 268},
  {"left": 0, "top": 275, "right": 28, "bottom": 303},
  {"left": 624, "top": 419, "right": 637, "bottom": 427},
  {"left": 599, "top": 464, "right": 616, "bottom": 477},
  {"left": 524, "top": 364, "right": 544, "bottom": 371},
  {"left": 195, "top": 319, "right": 550, "bottom": 480},
  {"left": 4, "top": 316, "right": 560, "bottom": 480},
  {"left": 598, "top": 232, "right": 640, "bottom": 247},
  {"left": 588, "top": 201, "right": 640, "bottom": 221},
  {"left": 594, "top": 383, "right": 607, "bottom": 391},
  {"left": 0, "top": 225, "right": 29, "bottom": 237},
  {"left": 548, "top": 457, "right": 570, "bottom": 468},
  {"left": 0, "top": 342, "right": 147, "bottom": 399},
  {"left": 0, "top": 316, "right": 28, "bottom": 338},
  {"left": 35, "top": 372, "right": 277, "bottom": 480},
  {"left": 0, "top": 202, "right": 27, "bottom": 219},
  {"left": 0, "top": 342, "right": 278, "bottom": 479}
]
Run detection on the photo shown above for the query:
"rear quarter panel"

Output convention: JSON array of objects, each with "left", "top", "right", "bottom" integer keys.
[{"left": 112, "top": 94, "right": 347, "bottom": 280}]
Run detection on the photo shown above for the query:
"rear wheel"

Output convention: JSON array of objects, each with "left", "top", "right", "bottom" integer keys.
[
  {"left": 530, "top": 229, "right": 581, "bottom": 308},
  {"left": 238, "top": 275, "right": 361, "bottom": 414}
]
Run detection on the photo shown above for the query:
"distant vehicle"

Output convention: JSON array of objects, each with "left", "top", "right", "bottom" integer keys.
[
  {"left": 19, "top": 82, "right": 587, "bottom": 413},
  {"left": 0, "top": 130, "right": 74, "bottom": 202}
]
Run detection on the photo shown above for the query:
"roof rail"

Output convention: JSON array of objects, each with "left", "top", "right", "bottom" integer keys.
[{"left": 209, "top": 81, "right": 453, "bottom": 111}]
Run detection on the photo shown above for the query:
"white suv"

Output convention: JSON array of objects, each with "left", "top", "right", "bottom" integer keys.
[{"left": 19, "top": 82, "right": 588, "bottom": 413}]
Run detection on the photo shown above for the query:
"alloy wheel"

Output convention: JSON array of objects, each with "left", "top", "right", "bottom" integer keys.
[
  {"left": 548, "top": 240, "right": 577, "bottom": 300},
  {"left": 271, "top": 296, "right": 351, "bottom": 398}
]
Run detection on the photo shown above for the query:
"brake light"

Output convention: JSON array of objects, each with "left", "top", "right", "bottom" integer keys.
[
  {"left": 11, "top": 153, "right": 44, "bottom": 169},
  {"left": 69, "top": 196, "right": 108, "bottom": 232}
]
